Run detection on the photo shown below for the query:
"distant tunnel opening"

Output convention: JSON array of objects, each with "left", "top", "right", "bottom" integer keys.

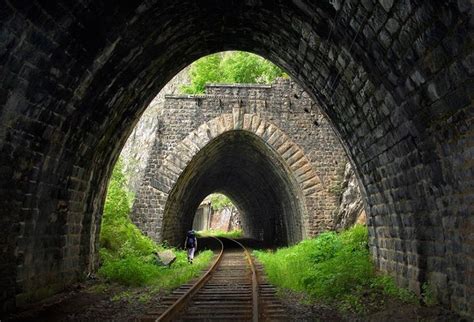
[
  {"left": 192, "top": 193, "right": 242, "bottom": 233},
  {"left": 161, "top": 130, "right": 306, "bottom": 247}
]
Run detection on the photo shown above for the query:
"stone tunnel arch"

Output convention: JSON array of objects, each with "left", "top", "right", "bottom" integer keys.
[
  {"left": 152, "top": 111, "right": 324, "bottom": 246},
  {"left": 0, "top": 1, "right": 472, "bottom": 316}
]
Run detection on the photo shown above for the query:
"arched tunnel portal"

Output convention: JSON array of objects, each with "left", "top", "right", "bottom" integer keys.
[
  {"left": 0, "top": 0, "right": 472, "bottom": 316},
  {"left": 161, "top": 129, "right": 308, "bottom": 247}
]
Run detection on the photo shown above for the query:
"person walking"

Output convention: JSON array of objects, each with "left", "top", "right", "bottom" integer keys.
[{"left": 185, "top": 230, "right": 197, "bottom": 264}]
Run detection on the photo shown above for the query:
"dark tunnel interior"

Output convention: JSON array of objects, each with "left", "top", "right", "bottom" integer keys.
[{"left": 161, "top": 130, "right": 306, "bottom": 246}]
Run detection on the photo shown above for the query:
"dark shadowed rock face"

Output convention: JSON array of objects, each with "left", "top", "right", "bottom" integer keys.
[
  {"left": 193, "top": 202, "right": 242, "bottom": 232},
  {"left": 0, "top": 0, "right": 472, "bottom": 316},
  {"left": 120, "top": 68, "right": 190, "bottom": 194}
]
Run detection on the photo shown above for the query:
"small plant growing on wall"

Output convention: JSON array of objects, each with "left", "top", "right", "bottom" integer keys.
[
  {"left": 328, "top": 162, "right": 348, "bottom": 198},
  {"left": 421, "top": 283, "right": 438, "bottom": 307}
]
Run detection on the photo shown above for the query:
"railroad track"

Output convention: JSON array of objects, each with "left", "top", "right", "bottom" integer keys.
[{"left": 141, "top": 237, "right": 287, "bottom": 321}]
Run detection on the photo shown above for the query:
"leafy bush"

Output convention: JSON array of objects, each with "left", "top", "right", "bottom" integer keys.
[
  {"left": 209, "top": 193, "right": 233, "bottom": 211},
  {"left": 182, "top": 51, "right": 286, "bottom": 94},
  {"left": 254, "top": 225, "right": 418, "bottom": 312},
  {"left": 100, "top": 159, "right": 157, "bottom": 257},
  {"left": 99, "top": 158, "right": 213, "bottom": 288}
]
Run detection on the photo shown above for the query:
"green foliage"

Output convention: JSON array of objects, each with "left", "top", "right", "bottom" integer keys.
[
  {"left": 254, "top": 225, "right": 418, "bottom": 313},
  {"left": 98, "top": 250, "right": 213, "bottom": 288},
  {"left": 100, "top": 159, "right": 156, "bottom": 257},
  {"left": 209, "top": 193, "right": 233, "bottom": 211},
  {"left": 197, "top": 229, "right": 243, "bottom": 238},
  {"left": 182, "top": 53, "right": 222, "bottom": 94},
  {"left": 181, "top": 51, "right": 286, "bottom": 94},
  {"left": 421, "top": 283, "right": 438, "bottom": 306},
  {"left": 99, "top": 255, "right": 159, "bottom": 286},
  {"left": 220, "top": 51, "right": 284, "bottom": 84},
  {"left": 103, "top": 158, "right": 134, "bottom": 222},
  {"left": 371, "top": 275, "right": 418, "bottom": 304},
  {"left": 88, "top": 284, "right": 108, "bottom": 294},
  {"left": 99, "top": 159, "right": 213, "bottom": 288},
  {"left": 328, "top": 181, "right": 345, "bottom": 197},
  {"left": 112, "top": 290, "right": 134, "bottom": 302}
]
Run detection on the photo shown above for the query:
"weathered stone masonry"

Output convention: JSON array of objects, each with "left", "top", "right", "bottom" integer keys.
[
  {"left": 131, "top": 79, "right": 349, "bottom": 246},
  {"left": 0, "top": 0, "right": 472, "bottom": 316}
]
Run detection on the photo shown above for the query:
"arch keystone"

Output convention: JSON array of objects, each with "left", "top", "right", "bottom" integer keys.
[
  {"left": 208, "top": 118, "right": 221, "bottom": 139},
  {"left": 255, "top": 119, "right": 267, "bottom": 137},
  {"left": 223, "top": 114, "right": 234, "bottom": 131},
  {"left": 271, "top": 132, "right": 288, "bottom": 150},
  {"left": 196, "top": 123, "right": 213, "bottom": 143},
  {"left": 294, "top": 161, "right": 313, "bottom": 177},
  {"left": 233, "top": 107, "right": 245, "bottom": 129},
  {"left": 267, "top": 128, "right": 284, "bottom": 146},
  {"left": 215, "top": 115, "right": 228, "bottom": 134},
  {"left": 282, "top": 144, "right": 299, "bottom": 160},
  {"left": 250, "top": 114, "right": 262, "bottom": 133},
  {"left": 277, "top": 140, "right": 293, "bottom": 155},
  {"left": 262, "top": 123, "right": 278, "bottom": 143},
  {"left": 243, "top": 114, "right": 252, "bottom": 130},
  {"left": 181, "top": 137, "right": 201, "bottom": 155},
  {"left": 290, "top": 156, "right": 309, "bottom": 171}
]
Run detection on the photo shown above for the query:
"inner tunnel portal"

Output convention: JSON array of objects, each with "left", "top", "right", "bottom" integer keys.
[{"left": 161, "top": 130, "right": 306, "bottom": 247}]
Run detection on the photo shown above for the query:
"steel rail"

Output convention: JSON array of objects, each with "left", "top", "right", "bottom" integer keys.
[
  {"left": 156, "top": 236, "right": 224, "bottom": 322},
  {"left": 226, "top": 237, "right": 259, "bottom": 322}
]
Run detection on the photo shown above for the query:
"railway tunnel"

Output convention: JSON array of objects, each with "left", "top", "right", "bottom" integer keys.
[
  {"left": 0, "top": 0, "right": 472, "bottom": 316},
  {"left": 130, "top": 82, "right": 340, "bottom": 246},
  {"left": 161, "top": 129, "right": 307, "bottom": 247}
]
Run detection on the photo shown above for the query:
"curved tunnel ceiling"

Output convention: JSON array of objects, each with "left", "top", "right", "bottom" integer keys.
[
  {"left": 161, "top": 130, "right": 306, "bottom": 246},
  {"left": 1, "top": 1, "right": 471, "bottom": 315}
]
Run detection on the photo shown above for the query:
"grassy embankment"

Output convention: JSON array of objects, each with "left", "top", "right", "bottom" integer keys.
[
  {"left": 98, "top": 159, "right": 213, "bottom": 289},
  {"left": 254, "top": 225, "right": 433, "bottom": 313}
]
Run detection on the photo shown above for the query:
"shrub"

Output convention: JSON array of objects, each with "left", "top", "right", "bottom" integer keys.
[
  {"left": 181, "top": 51, "right": 286, "bottom": 94},
  {"left": 98, "top": 249, "right": 213, "bottom": 288},
  {"left": 99, "top": 255, "right": 160, "bottom": 286},
  {"left": 208, "top": 193, "right": 233, "bottom": 211},
  {"left": 98, "top": 158, "right": 213, "bottom": 289},
  {"left": 254, "top": 225, "right": 418, "bottom": 312}
]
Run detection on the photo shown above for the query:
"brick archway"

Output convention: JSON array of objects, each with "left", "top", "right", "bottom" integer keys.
[{"left": 145, "top": 110, "right": 326, "bottom": 246}]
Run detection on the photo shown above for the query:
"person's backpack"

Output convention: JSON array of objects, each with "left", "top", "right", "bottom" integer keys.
[{"left": 186, "top": 230, "right": 196, "bottom": 248}]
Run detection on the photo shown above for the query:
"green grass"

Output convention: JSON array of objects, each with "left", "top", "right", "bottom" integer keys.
[
  {"left": 99, "top": 248, "right": 213, "bottom": 288},
  {"left": 197, "top": 228, "right": 243, "bottom": 238},
  {"left": 254, "top": 225, "right": 418, "bottom": 313},
  {"left": 98, "top": 159, "right": 214, "bottom": 290}
]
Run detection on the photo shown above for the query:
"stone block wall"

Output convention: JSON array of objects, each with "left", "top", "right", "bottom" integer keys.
[
  {"left": 0, "top": 0, "right": 471, "bottom": 316},
  {"left": 131, "top": 79, "right": 350, "bottom": 242}
]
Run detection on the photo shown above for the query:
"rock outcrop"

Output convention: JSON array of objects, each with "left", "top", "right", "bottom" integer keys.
[
  {"left": 332, "top": 163, "right": 365, "bottom": 230},
  {"left": 120, "top": 67, "right": 190, "bottom": 193}
]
